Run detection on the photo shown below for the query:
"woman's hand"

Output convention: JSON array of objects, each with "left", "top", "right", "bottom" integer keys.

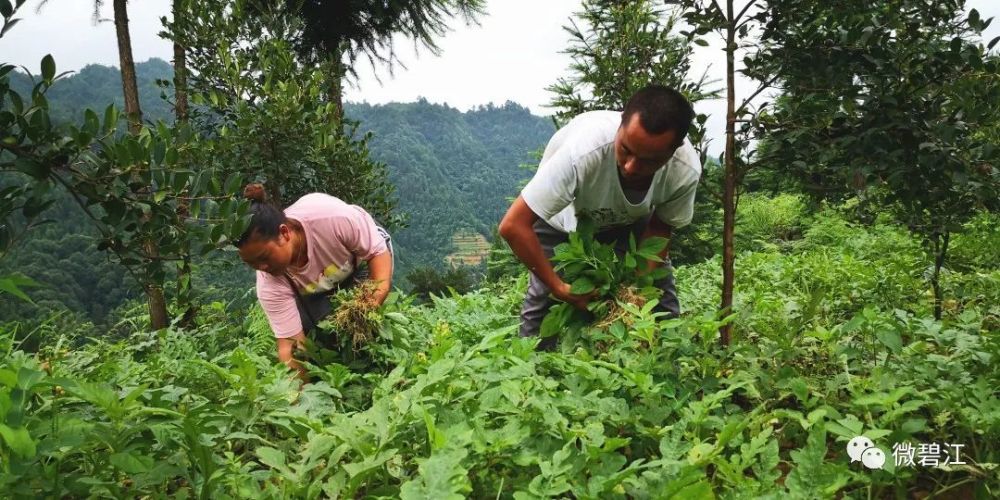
[{"left": 276, "top": 332, "right": 309, "bottom": 385}]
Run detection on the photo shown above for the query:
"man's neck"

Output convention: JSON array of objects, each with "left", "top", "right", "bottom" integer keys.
[{"left": 618, "top": 171, "right": 655, "bottom": 191}]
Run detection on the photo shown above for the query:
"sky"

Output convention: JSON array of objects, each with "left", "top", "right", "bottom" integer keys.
[{"left": 2, "top": 0, "right": 998, "bottom": 152}]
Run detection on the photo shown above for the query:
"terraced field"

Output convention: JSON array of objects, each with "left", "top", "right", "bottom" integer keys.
[{"left": 445, "top": 231, "right": 491, "bottom": 266}]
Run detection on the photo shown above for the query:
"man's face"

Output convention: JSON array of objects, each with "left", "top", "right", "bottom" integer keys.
[{"left": 614, "top": 113, "right": 681, "bottom": 180}]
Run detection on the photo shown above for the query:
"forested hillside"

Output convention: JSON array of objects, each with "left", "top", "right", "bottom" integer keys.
[
  {"left": 7, "top": 59, "right": 175, "bottom": 125},
  {"left": 1, "top": 64, "right": 552, "bottom": 325},
  {"left": 347, "top": 100, "right": 553, "bottom": 271},
  {"left": 0, "top": 194, "right": 136, "bottom": 335},
  {"left": 11, "top": 66, "right": 555, "bottom": 276}
]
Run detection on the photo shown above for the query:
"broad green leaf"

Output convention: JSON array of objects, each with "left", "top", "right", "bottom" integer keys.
[
  {"left": 540, "top": 303, "right": 571, "bottom": 338},
  {"left": 341, "top": 448, "right": 397, "bottom": 477},
  {"left": 674, "top": 480, "right": 715, "bottom": 500},
  {"left": 40, "top": 54, "right": 54, "bottom": 82},
  {"left": 0, "top": 368, "right": 15, "bottom": 388},
  {"left": 385, "top": 312, "right": 409, "bottom": 324},
  {"left": 256, "top": 446, "right": 286, "bottom": 469},
  {"left": 0, "top": 274, "right": 38, "bottom": 303},
  {"left": 400, "top": 448, "right": 470, "bottom": 500},
  {"left": 687, "top": 442, "right": 715, "bottom": 465},
  {"left": 301, "top": 435, "right": 339, "bottom": 468},
  {"left": 103, "top": 104, "right": 118, "bottom": 133},
  {"left": 785, "top": 428, "right": 850, "bottom": 497},
  {"left": 0, "top": 17, "right": 20, "bottom": 37},
  {"left": 875, "top": 328, "right": 903, "bottom": 353},
  {"left": 0, "top": 424, "right": 35, "bottom": 457},
  {"left": 638, "top": 237, "right": 668, "bottom": 256},
  {"left": 570, "top": 276, "right": 595, "bottom": 295},
  {"left": 826, "top": 414, "right": 863, "bottom": 438},
  {"left": 110, "top": 451, "right": 154, "bottom": 474},
  {"left": 624, "top": 252, "right": 636, "bottom": 269}
]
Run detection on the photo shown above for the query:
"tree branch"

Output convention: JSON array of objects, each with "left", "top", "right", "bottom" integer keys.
[
  {"left": 733, "top": 0, "right": 759, "bottom": 26},
  {"left": 737, "top": 74, "right": 780, "bottom": 115}
]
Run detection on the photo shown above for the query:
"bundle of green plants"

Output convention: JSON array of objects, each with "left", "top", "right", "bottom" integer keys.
[
  {"left": 541, "top": 217, "right": 673, "bottom": 343},
  {"left": 320, "top": 280, "right": 384, "bottom": 351}
]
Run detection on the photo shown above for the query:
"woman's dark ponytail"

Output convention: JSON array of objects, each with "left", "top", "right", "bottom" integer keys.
[{"left": 235, "top": 183, "right": 287, "bottom": 247}]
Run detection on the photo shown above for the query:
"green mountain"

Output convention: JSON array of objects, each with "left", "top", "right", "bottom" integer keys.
[
  {"left": 8, "top": 58, "right": 175, "bottom": 125},
  {"left": 345, "top": 100, "right": 554, "bottom": 272}
]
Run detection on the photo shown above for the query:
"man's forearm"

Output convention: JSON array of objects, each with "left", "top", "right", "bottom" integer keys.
[{"left": 504, "top": 222, "right": 564, "bottom": 290}]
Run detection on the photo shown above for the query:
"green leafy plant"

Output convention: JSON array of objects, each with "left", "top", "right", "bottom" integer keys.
[{"left": 540, "top": 217, "right": 671, "bottom": 341}]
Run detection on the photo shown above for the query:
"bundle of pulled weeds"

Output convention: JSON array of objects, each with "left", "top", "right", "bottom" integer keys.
[
  {"left": 594, "top": 285, "right": 650, "bottom": 329},
  {"left": 329, "top": 281, "right": 383, "bottom": 350}
]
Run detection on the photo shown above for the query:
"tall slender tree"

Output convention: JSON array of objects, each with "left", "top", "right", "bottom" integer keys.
[
  {"left": 547, "top": 0, "right": 713, "bottom": 128},
  {"left": 111, "top": 0, "right": 142, "bottom": 133},
  {"left": 37, "top": 0, "right": 169, "bottom": 328},
  {"left": 677, "top": 0, "right": 777, "bottom": 346},
  {"left": 171, "top": 0, "right": 195, "bottom": 326}
]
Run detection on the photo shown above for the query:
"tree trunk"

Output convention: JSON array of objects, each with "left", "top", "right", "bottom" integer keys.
[
  {"left": 114, "top": 0, "right": 168, "bottom": 329},
  {"left": 113, "top": 0, "right": 143, "bottom": 134},
  {"left": 173, "top": 41, "right": 188, "bottom": 121},
  {"left": 931, "top": 230, "right": 950, "bottom": 320},
  {"left": 719, "top": 0, "right": 737, "bottom": 347},
  {"left": 146, "top": 283, "right": 170, "bottom": 331},
  {"left": 173, "top": 0, "right": 196, "bottom": 327},
  {"left": 328, "top": 44, "right": 346, "bottom": 131}
]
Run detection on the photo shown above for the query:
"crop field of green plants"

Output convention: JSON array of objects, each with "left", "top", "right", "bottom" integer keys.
[{"left": 1, "top": 208, "right": 997, "bottom": 499}]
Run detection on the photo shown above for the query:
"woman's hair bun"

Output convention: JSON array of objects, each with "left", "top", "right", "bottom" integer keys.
[{"left": 243, "top": 183, "right": 267, "bottom": 203}]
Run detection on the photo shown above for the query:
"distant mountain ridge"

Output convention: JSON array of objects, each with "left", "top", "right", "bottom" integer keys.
[{"left": 9, "top": 58, "right": 175, "bottom": 125}]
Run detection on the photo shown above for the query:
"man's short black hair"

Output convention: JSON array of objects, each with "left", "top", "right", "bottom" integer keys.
[{"left": 621, "top": 85, "right": 695, "bottom": 141}]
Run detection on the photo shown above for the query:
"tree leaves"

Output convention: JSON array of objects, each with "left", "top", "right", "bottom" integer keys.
[{"left": 40, "top": 54, "right": 55, "bottom": 84}]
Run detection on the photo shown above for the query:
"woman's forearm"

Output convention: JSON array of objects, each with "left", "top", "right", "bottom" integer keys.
[
  {"left": 277, "top": 333, "right": 309, "bottom": 383},
  {"left": 367, "top": 250, "right": 394, "bottom": 305}
]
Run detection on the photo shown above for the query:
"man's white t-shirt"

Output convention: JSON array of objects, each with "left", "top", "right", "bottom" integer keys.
[{"left": 521, "top": 110, "right": 702, "bottom": 233}]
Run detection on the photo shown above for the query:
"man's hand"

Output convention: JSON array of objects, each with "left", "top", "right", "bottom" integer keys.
[
  {"left": 552, "top": 281, "right": 597, "bottom": 311},
  {"left": 638, "top": 215, "right": 674, "bottom": 274},
  {"left": 500, "top": 196, "right": 567, "bottom": 292}
]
